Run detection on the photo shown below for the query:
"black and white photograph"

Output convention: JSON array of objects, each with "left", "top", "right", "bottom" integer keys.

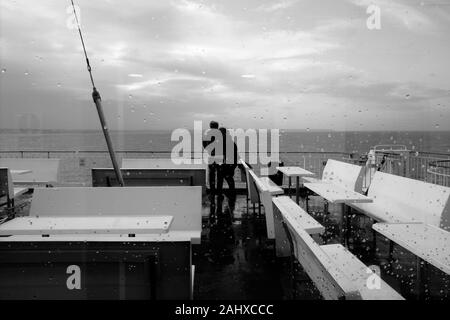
[{"left": 0, "top": 0, "right": 449, "bottom": 310}]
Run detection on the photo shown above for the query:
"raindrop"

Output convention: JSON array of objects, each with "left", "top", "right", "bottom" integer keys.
[
  {"left": 1, "top": 69, "right": 6, "bottom": 74},
  {"left": 24, "top": 71, "right": 30, "bottom": 76},
  {"left": 57, "top": 83, "right": 62, "bottom": 88},
  {"left": 435, "top": 124, "right": 440, "bottom": 129},
  {"left": 128, "top": 94, "right": 133, "bottom": 99}
]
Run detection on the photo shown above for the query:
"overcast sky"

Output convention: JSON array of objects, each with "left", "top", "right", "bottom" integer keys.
[{"left": 0, "top": 0, "right": 449, "bottom": 131}]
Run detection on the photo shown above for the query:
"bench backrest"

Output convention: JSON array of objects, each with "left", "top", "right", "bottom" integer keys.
[
  {"left": 29, "top": 186, "right": 202, "bottom": 233},
  {"left": 322, "top": 159, "right": 364, "bottom": 192},
  {"left": 240, "top": 160, "right": 259, "bottom": 204},
  {"left": 92, "top": 168, "right": 206, "bottom": 191},
  {"left": 366, "top": 172, "right": 450, "bottom": 229},
  {"left": 0, "top": 158, "right": 60, "bottom": 185},
  {"left": 282, "top": 218, "right": 361, "bottom": 300},
  {"left": 0, "top": 168, "right": 13, "bottom": 199},
  {"left": 122, "top": 158, "right": 207, "bottom": 170}
]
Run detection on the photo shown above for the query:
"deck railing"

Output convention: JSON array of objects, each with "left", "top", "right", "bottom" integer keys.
[{"left": 0, "top": 150, "right": 449, "bottom": 187}]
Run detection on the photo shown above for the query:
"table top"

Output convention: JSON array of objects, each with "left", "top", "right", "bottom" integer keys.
[
  {"left": 304, "top": 182, "right": 372, "bottom": 204},
  {"left": 373, "top": 223, "right": 450, "bottom": 275},
  {"left": 11, "top": 170, "right": 32, "bottom": 175},
  {"left": 0, "top": 216, "right": 173, "bottom": 236},
  {"left": 276, "top": 166, "right": 315, "bottom": 177}
]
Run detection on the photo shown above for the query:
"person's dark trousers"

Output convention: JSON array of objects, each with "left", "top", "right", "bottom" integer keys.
[
  {"left": 209, "top": 163, "right": 217, "bottom": 196},
  {"left": 217, "top": 165, "right": 236, "bottom": 197}
]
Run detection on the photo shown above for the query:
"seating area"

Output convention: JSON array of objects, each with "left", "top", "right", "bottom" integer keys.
[
  {"left": 240, "top": 160, "right": 405, "bottom": 299},
  {"left": 0, "top": 186, "right": 202, "bottom": 299},
  {"left": 0, "top": 156, "right": 449, "bottom": 300},
  {"left": 238, "top": 158, "right": 450, "bottom": 299}
]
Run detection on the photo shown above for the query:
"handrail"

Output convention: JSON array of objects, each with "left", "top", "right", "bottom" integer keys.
[{"left": 372, "top": 145, "right": 409, "bottom": 152}]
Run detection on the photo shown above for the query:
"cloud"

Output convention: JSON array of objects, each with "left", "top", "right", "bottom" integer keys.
[
  {"left": 0, "top": 0, "right": 449, "bottom": 131},
  {"left": 256, "top": 0, "right": 300, "bottom": 12}
]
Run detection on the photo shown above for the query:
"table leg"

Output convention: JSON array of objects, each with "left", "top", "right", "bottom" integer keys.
[
  {"left": 295, "top": 176, "right": 300, "bottom": 205},
  {"left": 288, "top": 177, "right": 292, "bottom": 199}
]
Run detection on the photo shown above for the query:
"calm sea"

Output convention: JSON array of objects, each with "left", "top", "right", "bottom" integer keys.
[{"left": 0, "top": 130, "right": 449, "bottom": 154}]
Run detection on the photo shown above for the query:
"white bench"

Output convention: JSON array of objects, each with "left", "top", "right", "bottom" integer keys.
[
  {"left": 303, "top": 159, "right": 365, "bottom": 192},
  {"left": 273, "top": 196, "right": 324, "bottom": 257},
  {"left": 373, "top": 223, "right": 450, "bottom": 275},
  {"left": 0, "top": 158, "right": 60, "bottom": 186},
  {"left": 0, "top": 216, "right": 173, "bottom": 236},
  {"left": 28, "top": 186, "right": 202, "bottom": 244},
  {"left": 240, "top": 160, "right": 261, "bottom": 214},
  {"left": 282, "top": 214, "right": 404, "bottom": 300},
  {"left": 248, "top": 170, "right": 283, "bottom": 239},
  {"left": 349, "top": 172, "right": 450, "bottom": 230},
  {"left": 119, "top": 158, "right": 207, "bottom": 192},
  {"left": 0, "top": 168, "right": 29, "bottom": 207}
]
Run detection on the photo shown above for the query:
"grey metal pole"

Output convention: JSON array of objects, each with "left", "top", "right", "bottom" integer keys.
[{"left": 92, "top": 88, "right": 125, "bottom": 187}]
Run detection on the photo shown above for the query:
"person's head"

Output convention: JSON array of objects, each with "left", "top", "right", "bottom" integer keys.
[{"left": 210, "top": 121, "right": 219, "bottom": 129}]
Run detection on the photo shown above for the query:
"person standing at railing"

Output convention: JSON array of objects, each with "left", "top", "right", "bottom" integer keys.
[
  {"left": 217, "top": 127, "right": 238, "bottom": 199},
  {"left": 203, "top": 121, "right": 220, "bottom": 199}
]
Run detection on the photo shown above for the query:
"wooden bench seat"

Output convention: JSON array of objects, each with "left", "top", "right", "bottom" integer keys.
[
  {"left": 304, "top": 182, "right": 372, "bottom": 204},
  {"left": 373, "top": 223, "right": 450, "bottom": 275},
  {"left": 273, "top": 196, "right": 324, "bottom": 257},
  {"left": 349, "top": 172, "right": 450, "bottom": 229},
  {"left": 322, "top": 244, "right": 404, "bottom": 300},
  {"left": 282, "top": 215, "right": 404, "bottom": 300},
  {"left": 248, "top": 170, "right": 284, "bottom": 239},
  {"left": 29, "top": 186, "right": 202, "bottom": 244},
  {"left": 0, "top": 216, "right": 173, "bottom": 236},
  {"left": 258, "top": 177, "right": 284, "bottom": 195}
]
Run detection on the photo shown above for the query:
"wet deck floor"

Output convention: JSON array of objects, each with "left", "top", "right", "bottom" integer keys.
[
  {"left": 3, "top": 189, "right": 450, "bottom": 300},
  {"left": 194, "top": 191, "right": 450, "bottom": 300}
]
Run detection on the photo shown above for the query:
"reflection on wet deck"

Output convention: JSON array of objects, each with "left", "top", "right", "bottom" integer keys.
[{"left": 4, "top": 189, "right": 450, "bottom": 300}]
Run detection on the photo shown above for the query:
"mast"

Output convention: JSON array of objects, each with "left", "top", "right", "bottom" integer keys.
[{"left": 70, "top": 0, "right": 125, "bottom": 187}]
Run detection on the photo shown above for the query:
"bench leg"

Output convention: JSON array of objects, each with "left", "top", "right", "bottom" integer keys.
[
  {"left": 345, "top": 206, "right": 351, "bottom": 246},
  {"left": 372, "top": 224, "right": 377, "bottom": 259},
  {"left": 416, "top": 257, "right": 425, "bottom": 300},
  {"left": 341, "top": 204, "right": 348, "bottom": 246},
  {"left": 258, "top": 201, "right": 262, "bottom": 218},
  {"left": 388, "top": 240, "right": 394, "bottom": 261},
  {"left": 295, "top": 176, "right": 300, "bottom": 205},
  {"left": 246, "top": 194, "right": 249, "bottom": 216}
]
